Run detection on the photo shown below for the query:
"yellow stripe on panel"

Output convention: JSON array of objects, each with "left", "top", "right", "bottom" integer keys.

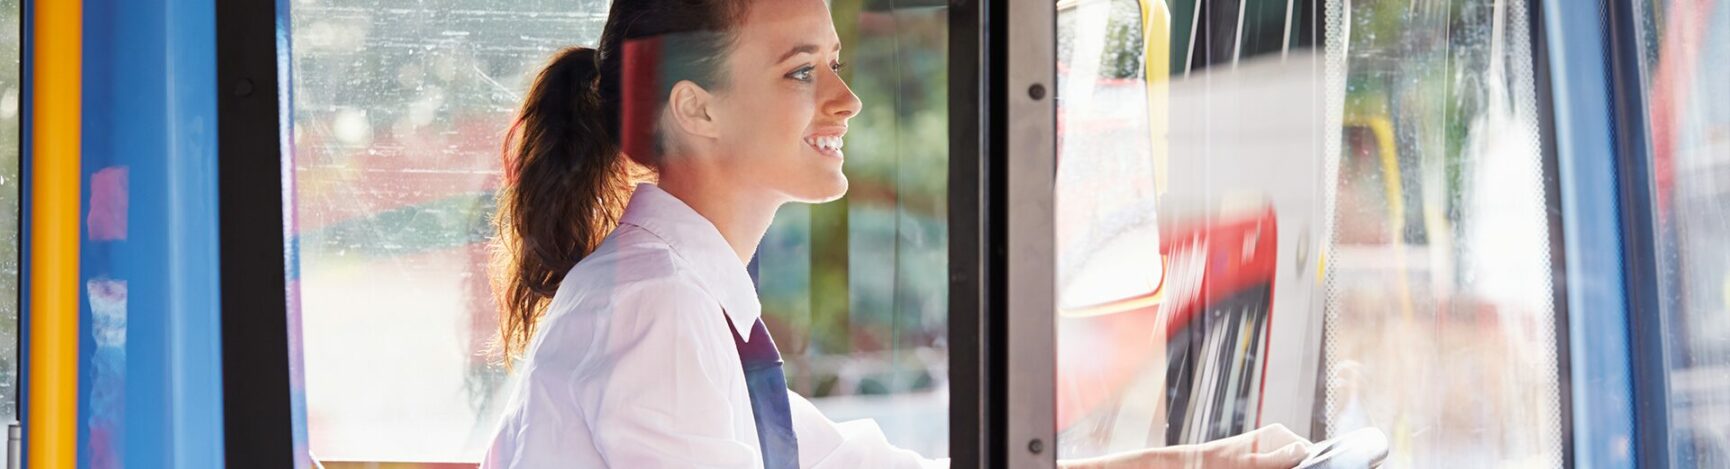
[{"left": 29, "top": 0, "right": 81, "bottom": 467}]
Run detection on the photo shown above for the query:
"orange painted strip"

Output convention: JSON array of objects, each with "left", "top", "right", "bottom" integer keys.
[{"left": 29, "top": 0, "right": 81, "bottom": 467}]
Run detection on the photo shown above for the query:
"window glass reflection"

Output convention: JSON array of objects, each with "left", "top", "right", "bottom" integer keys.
[
  {"left": 289, "top": 0, "right": 610, "bottom": 461},
  {"left": 1323, "top": 1, "right": 1563, "bottom": 466},
  {"left": 1637, "top": 0, "right": 1730, "bottom": 465},
  {"left": 1054, "top": 0, "right": 1566, "bottom": 465},
  {"left": 0, "top": 0, "right": 17, "bottom": 438},
  {"left": 288, "top": 0, "right": 947, "bottom": 462},
  {"left": 757, "top": 1, "right": 951, "bottom": 457}
]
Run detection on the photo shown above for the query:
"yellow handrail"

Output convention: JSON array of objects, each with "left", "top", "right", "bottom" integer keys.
[{"left": 30, "top": 0, "right": 83, "bottom": 467}]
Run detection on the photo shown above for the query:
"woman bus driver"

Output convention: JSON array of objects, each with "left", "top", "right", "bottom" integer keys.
[{"left": 483, "top": 0, "right": 1311, "bottom": 467}]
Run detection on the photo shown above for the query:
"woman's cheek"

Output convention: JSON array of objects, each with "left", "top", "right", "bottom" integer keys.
[{"left": 787, "top": 99, "right": 818, "bottom": 136}]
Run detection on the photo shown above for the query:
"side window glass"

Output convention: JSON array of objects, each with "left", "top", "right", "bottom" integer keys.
[
  {"left": 288, "top": 1, "right": 607, "bottom": 461},
  {"left": 1323, "top": 2, "right": 1565, "bottom": 465},
  {"left": 287, "top": 0, "right": 951, "bottom": 462},
  {"left": 1636, "top": 1, "right": 1730, "bottom": 465},
  {"left": 1056, "top": 0, "right": 1162, "bottom": 317},
  {"left": 0, "top": 0, "right": 18, "bottom": 444},
  {"left": 1054, "top": 0, "right": 1568, "bottom": 465},
  {"left": 755, "top": 2, "right": 952, "bottom": 456}
]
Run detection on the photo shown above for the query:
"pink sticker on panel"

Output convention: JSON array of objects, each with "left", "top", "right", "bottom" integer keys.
[{"left": 88, "top": 166, "right": 130, "bottom": 241}]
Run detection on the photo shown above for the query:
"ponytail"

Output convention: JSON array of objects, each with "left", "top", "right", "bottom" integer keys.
[
  {"left": 493, "top": 0, "right": 750, "bottom": 366},
  {"left": 493, "top": 47, "right": 633, "bottom": 363}
]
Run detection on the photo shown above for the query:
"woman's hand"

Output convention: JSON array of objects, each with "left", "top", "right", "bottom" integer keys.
[
  {"left": 1190, "top": 424, "right": 1311, "bottom": 469},
  {"left": 1058, "top": 424, "right": 1312, "bottom": 469}
]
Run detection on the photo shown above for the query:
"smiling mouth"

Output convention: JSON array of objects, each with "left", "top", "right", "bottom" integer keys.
[{"left": 804, "top": 135, "right": 845, "bottom": 158}]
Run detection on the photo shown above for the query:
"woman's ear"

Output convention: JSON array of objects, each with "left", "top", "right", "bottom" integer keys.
[{"left": 667, "top": 80, "right": 721, "bottom": 140}]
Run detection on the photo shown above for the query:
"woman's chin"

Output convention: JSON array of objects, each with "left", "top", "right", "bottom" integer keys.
[{"left": 791, "top": 175, "right": 849, "bottom": 204}]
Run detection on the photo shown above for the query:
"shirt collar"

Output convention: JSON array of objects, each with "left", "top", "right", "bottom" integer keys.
[{"left": 617, "top": 183, "right": 761, "bottom": 337}]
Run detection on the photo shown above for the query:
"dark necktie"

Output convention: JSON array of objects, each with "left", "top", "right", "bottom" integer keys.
[{"left": 730, "top": 317, "right": 800, "bottom": 469}]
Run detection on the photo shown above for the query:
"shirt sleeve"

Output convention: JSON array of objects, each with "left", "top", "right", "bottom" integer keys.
[
  {"left": 577, "top": 280, "right": 762, "bottom": 469},
  {"left": 789, "top": 391, "right": 951, "bottom": 469}
]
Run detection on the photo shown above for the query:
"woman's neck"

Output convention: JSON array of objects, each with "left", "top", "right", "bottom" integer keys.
[{"left": 653, "top": 173, "right": 780, "bottom": 265}]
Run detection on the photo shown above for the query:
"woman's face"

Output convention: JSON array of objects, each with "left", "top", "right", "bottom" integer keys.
[{"left": 704, "top": 0, "right": 861, "bottom": 203}]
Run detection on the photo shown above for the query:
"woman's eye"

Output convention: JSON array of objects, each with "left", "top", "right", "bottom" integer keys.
[
  {"left": 787, "top": 65, "right": 815, "bottom": 82},
  {"left": 831, "top": 60, "right": 846, "bottom": 73}
]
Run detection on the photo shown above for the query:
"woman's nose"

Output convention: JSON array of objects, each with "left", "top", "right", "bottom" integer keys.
[{"left": 823, "top": 72, "right": 862, "bottom": 119}]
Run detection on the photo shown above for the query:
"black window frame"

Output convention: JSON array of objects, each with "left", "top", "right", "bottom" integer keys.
[{"left": 216, "top": 0, "right": 296, "bottom": 464}]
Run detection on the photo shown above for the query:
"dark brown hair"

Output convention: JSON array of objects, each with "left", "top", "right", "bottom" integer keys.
[{"left": 493, "top": 0, "right": 749, "bottom": 363}]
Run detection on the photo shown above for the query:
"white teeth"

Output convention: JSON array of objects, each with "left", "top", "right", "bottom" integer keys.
[{"left": 807, "top": 136, "right": 845, "bottom": 152}]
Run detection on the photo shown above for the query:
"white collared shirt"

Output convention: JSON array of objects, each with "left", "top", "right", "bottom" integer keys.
[{"left": 483, "top": 184, "right": 947, "bottom": 469}]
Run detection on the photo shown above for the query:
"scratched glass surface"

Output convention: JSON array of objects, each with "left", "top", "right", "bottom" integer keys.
[
  {"left": 0, "top": 0, "right": 18, "bottom": 433},
  {"left": 1054, "top": 0, "right": 1171, "bottom": 458},
  {"left": 288, "top": 0, "right": 950, "bottom": 462},
  {"left": 1054, "top": 0, "right": 1566, "bottom": 466},
  {"left": 1056, "top": 0, "right": 1332, "bottom": 458},
  {"left": 1322, "top": 1, "right": 1564, "bottom": 466},
  {"left": 289, "top": 0, "right": 608, "bottom": 461},
  {"left": 1054, "top": 0, "right": 1161, "bottom": 318},
  {"left": 1637, "top": 1, "right": 1730, "bottom": 465}
]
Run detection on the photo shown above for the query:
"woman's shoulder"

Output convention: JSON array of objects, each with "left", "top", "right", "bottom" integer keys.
[
  {"left": 540, "top": 224, "right": 719, "bottom": 328},
  {"left": 558, "top": 223, "right": 702, "bottom": 297},
  {"left": 522, "top": 225, "right": 724, "bottom": 369}
]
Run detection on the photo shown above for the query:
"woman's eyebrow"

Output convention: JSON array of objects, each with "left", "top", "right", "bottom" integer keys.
[
  {"left": 775, "top": 42, "right": 841, "bottom": 63},
  {"left": 776, "top": 44, "right": 821, "bottom": 63}
]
